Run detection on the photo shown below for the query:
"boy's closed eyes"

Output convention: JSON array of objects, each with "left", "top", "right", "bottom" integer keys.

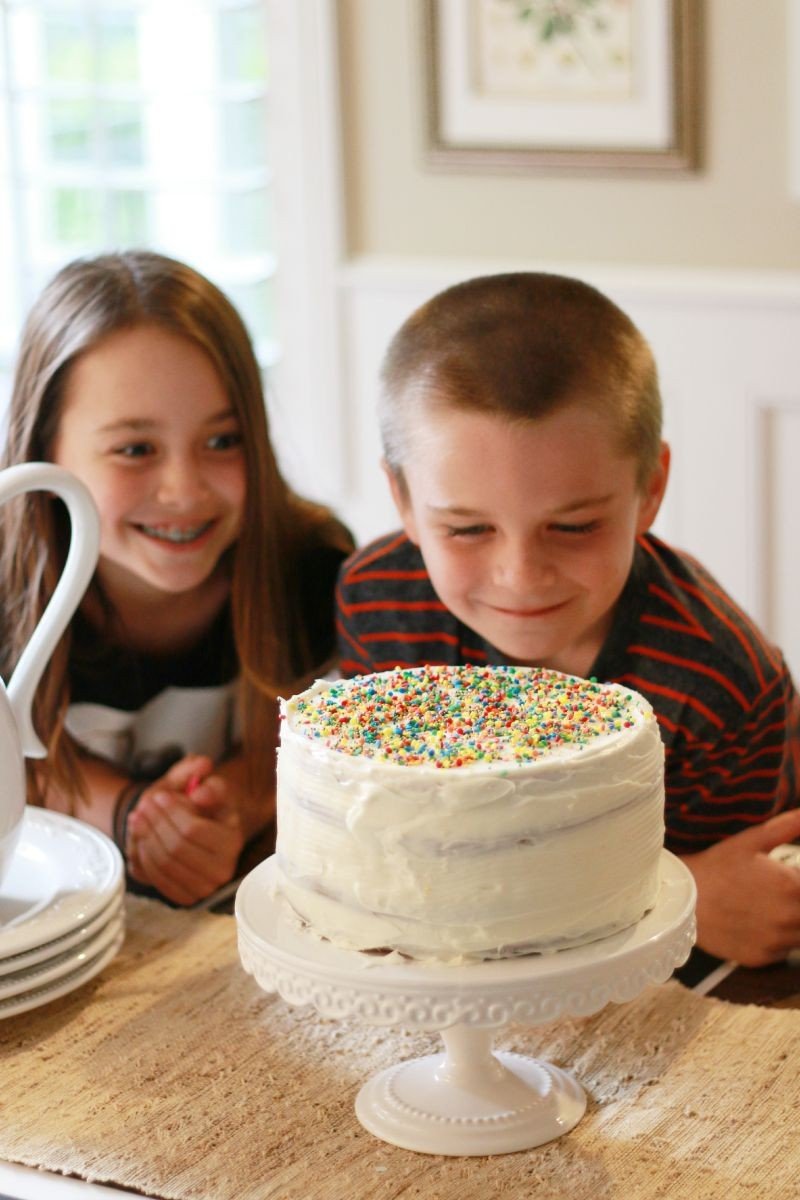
[{"left": 387, "top": 401, "right": 667, "bottom": 679}]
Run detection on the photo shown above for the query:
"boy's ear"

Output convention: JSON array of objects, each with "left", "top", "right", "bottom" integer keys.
[
  {"left": 382, "top": 459, "right": 420, "bottom": 545},
  {"left": 636, "top": 442, "right": 671, "bottom": 534}
]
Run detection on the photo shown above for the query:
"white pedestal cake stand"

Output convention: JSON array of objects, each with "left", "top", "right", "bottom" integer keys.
[{"left": 236, "top": 852, "right": 695, "bottom": 1157}]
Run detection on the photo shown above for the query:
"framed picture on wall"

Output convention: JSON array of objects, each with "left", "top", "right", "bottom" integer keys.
[{"left": 424, "top": 0, "right": 701, "bottom": 173}]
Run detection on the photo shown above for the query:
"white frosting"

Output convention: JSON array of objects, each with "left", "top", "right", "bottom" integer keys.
[{"left": 275, "top": 668, "right": 665, "bottom": 961}]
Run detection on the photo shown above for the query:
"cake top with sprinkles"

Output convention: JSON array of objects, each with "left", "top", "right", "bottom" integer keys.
[{"left": 285, "top": 664, "right": 651, "bottom": 769}]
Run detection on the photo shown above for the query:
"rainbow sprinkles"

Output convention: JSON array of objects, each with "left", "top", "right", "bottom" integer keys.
[{"left": 289, "top": 664, "right": 647, "bottom": 769}]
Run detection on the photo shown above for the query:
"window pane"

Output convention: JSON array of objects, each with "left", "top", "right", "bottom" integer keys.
[
  {"left": 222, "top": 97, "right": 267, "bottom": 170},
  {"left": 44, "top": 10, "right": 139, "bottom": 87},
  {"left": 109, "top": 190, "right": 148, "bottom": 243},
  {"left": 45, "top": 14, "right": 92, "bottom": 83},
  {"left": 221, "top": 188, "right": 271, "bottom": 256},
  {"left": 49, "top": 187, "right": 148, "bottom": 251},
  {"left": 47, "top": 98, "right": 92, "bottom": 164},
  {"left": 104, "top": 101, "right": 143, "bottom": 167},
  {"left": 97, "top": 12, "right": 139, "bottom": 84},
  {"left": 45, "top": 99, "right": 142, "bottom": 169},
  {"left": 219, "top": 5, "right": 268, "bottom": 84},
  {"left": 51, "top": 187, "right": 102, "bottom": 245}
]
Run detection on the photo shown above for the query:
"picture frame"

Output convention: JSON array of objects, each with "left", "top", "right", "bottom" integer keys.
[
  {"left": 790, "top": 0, "right": 800, "bottom": 198},
  {"left": 424, "top": 0, "right": 702, "bottom": 174}
]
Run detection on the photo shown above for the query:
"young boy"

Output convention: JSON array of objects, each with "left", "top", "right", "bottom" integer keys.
[{"left": 336, "top": 272, "right": 800, "bottom": 971}]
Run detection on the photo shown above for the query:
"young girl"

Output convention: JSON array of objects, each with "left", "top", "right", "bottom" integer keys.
[{"left": 0, "top": 250, "right": 353, "bottom": 906}]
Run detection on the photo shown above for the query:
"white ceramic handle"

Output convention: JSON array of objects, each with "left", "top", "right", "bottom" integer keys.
[{"left": 1, "top": 463, "right": 100, "bottom": 758}]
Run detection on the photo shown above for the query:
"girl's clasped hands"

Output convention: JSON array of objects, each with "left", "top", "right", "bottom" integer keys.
[{"left": 126, "top": 755, "right": 246, "bottom": 907}]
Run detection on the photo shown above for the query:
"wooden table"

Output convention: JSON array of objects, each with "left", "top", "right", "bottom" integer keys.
[
  {"left": 707, "top": 960, "right": 800, "bottom": 1007},
  {"left": 675, "top": 943, "right": 800, "bottom": 1008},
  {"left": 4, "top": 898, "right": 800, "bottom": 1200}
]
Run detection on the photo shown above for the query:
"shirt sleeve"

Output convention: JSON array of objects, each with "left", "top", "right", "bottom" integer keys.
[
  {"left": 663, "top": 667, "right": 800, "bottom": 854},
  {"left": 335, "top": 571, "right": 376, "bottom": 677}
]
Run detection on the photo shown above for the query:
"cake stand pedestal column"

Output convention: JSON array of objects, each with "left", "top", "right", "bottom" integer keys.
[
  {"left": 236, "top": 851, "right": 696, "bottom": 1157},
  {"left": 355, "top": 1021, "right": 586, "bottom": 1154}
]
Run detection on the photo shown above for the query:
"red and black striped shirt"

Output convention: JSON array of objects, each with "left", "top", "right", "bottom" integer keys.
[{"left": 336, "top": 531, "right": 800, "bottom": 855}]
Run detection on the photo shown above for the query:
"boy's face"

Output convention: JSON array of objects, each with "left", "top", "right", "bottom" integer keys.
[{"left": 386, "top": 401, "right": 668, "bottom": 679}]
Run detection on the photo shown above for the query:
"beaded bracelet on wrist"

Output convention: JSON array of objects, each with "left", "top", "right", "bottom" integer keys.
[{"left": 112, "top": 780, "right": 147, "bottom": 856}]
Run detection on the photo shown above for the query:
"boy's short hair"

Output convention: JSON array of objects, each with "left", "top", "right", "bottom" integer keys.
[{"left": 380, "top": 272, "right": 662, "bottom": 487}]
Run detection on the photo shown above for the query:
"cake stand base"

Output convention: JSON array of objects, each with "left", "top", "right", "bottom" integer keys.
[
  {"left": 355, "top": 1024, "right": 586, "bottom": 1155},
  {"left": 236, "top": 851, "right": 696, "bottom": 1157}
]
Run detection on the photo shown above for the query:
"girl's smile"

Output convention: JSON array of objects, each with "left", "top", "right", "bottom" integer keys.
[
  {"left": 50, "top": 323, "right": 246, "bottom": 624},
  {"left": 135, "top": 521, "right": 215, "bottom": 544}
]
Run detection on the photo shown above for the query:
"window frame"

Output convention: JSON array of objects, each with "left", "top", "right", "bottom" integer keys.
[{"left": 265, "top": 0, "right": 346, "bottom": 503}]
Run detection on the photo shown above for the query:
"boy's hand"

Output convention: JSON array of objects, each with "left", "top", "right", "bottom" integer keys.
[
  {"left": 680, "top": 808, "right": 800, "bottom": 966},
  {"left": 125, "top": 754, "right": 246, "bottom": 906}
]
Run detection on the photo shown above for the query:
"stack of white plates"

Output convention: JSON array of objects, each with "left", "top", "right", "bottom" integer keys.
[{"left": 0, "top": 807, "right": 125, "bottom": 1018}]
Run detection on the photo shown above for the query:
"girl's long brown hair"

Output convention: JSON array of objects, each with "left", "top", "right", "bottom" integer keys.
[{"left": 0, "top": 250, "right": 351, "bottom": 806}]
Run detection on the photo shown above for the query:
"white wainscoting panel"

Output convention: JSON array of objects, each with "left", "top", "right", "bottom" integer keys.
[
  {"left": 332, "top": 259, "right": 800, "bottom": 680},
  {"left": 760, "top": 399, "right": 800, "bottom": 675}
]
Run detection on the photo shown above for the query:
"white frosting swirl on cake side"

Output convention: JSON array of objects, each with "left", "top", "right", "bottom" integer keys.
[{"left": 274, "top": 665, "right": 666, "bottom": 961}]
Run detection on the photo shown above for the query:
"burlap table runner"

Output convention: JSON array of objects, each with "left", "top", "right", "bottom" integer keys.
[{"left": 1, "top": 897, "right": 798, "bottom": 1200}]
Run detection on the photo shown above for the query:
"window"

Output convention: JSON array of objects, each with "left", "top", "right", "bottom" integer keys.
[
  {"left": 0, "top": 0, "right": 278, "bottom": 405},
  {"left": 0, "top": 0, "right": 344, "bottom": 510}
]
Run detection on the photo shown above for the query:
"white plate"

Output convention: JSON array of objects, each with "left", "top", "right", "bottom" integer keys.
[
  {"left": 0, "top": 808, "right": 124, "bottom": 959},
  {"left": 0, "top": 925, "right": 125, "bottom": 1019},
  {"left": 0, "top": 909, "right": 125, "bottom": 1000},
  {"left": 0, "top": 886, "right": 124, "bottom": 978}
]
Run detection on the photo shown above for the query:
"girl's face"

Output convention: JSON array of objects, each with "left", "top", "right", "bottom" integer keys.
[{"left": 51, "top": 323, "right": 246, "bottom": 607}]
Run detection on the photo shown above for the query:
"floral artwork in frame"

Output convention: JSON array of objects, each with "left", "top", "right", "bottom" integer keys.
[{"left": 425, "top": 0, "right": 701, "bottom": 173}]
